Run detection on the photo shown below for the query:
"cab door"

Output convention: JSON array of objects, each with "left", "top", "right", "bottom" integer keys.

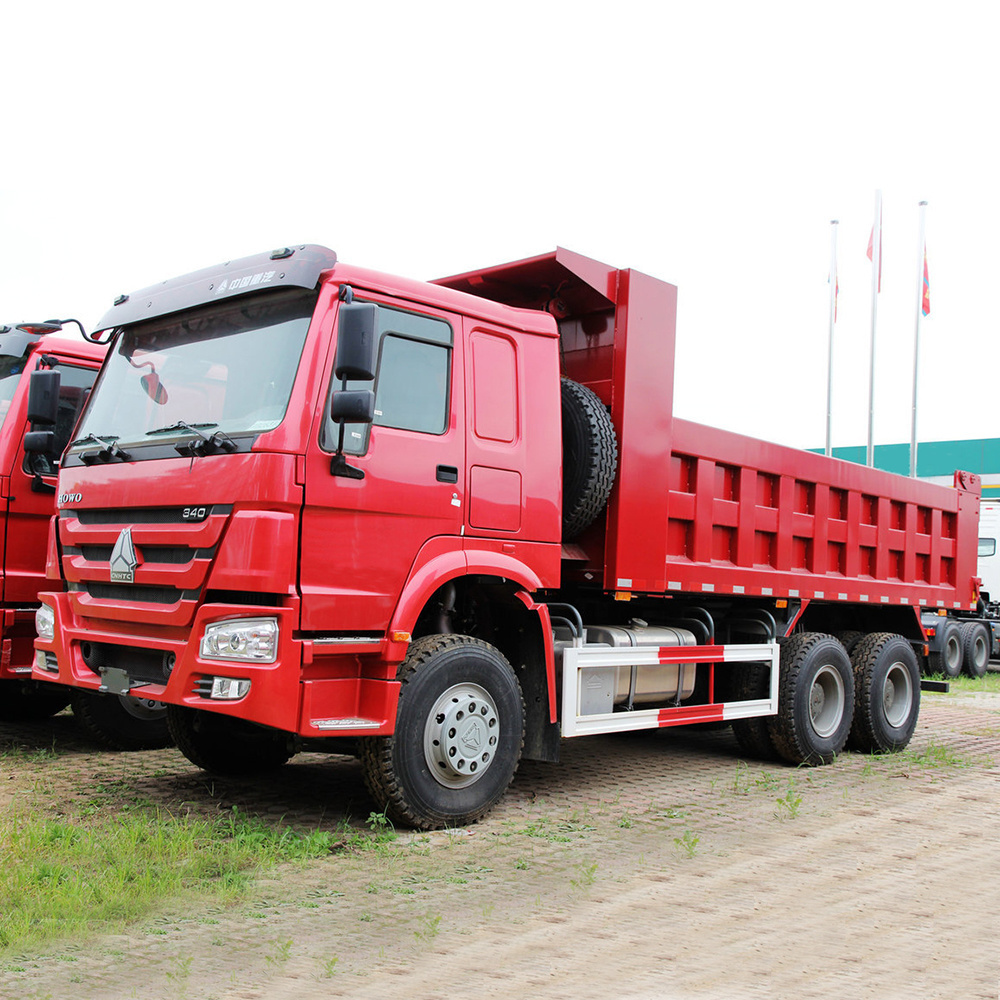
[
  {"left": 4, "top": 363, "right": 99, "bottom": 603},
  {"left": 300, "top": 297, "right": 465, "bottom": 633}
]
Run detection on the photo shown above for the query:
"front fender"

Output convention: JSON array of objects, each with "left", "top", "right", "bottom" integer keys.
[{"left": 389, "top": 539, "right": 546, "bottom": 638}]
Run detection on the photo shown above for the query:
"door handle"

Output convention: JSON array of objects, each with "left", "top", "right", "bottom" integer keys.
[{"left": 436, "top": 465, "right": 459, "bottom": 484}]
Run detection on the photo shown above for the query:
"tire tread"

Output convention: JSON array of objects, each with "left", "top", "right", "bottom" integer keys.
[{"left": 359, "top": 634, "right": 525, "bottom": 830}]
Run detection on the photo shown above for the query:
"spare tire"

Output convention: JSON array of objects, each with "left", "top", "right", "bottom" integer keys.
[{"left": 561, "top": 378, "right": 618, "bottom": 539}]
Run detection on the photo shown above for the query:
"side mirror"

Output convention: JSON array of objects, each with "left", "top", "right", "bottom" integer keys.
[
  {"left": 331, "top": 389, "right": 375, "bottom": 425},
  {"left": 335, "top": 302, "right": 378, "bottom": 381},
  {"left": 27, "top": 368, "right": 61, "bottom": 425},
  {"left": 24, "top": 430, "right": 56, "bottom": 454}
]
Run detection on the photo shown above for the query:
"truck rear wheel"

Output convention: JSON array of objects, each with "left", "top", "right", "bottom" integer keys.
[
  {"left": 71, "top": 690, "right": 172, "bottom": 750},
  {"left": 561, "top": 378, "right": 618, "bottom": 539},
  {"left": 0, "top": 680, "right": 71, "bottom": 722},
  {"left": 729, "top": 660, "right": 779, "bottom": 761},
  {"left": 928, "top": 620, "right": 963, "bottom": 678},
  {"left": 834, "top": 630, "right": 864, "bottom": 656},
  {"left": 166, "top": 705, "right": 292, "bottom": 773},
  {"left": 847, "top": 633, "right": 920, "bottom": 753},
  {"left": 359, "top": 634, "right": 525, "bottom": 830},
  {"left": 961, "top": 621, "right": 990, "bottom": 678},
  {"left": 767, "top": 633, "right": 853, "bottom": 766}
]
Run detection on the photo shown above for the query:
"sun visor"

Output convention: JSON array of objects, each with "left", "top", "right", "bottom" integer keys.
[{"left": 94, "top": 244, "right": 338, "bottom": 333}]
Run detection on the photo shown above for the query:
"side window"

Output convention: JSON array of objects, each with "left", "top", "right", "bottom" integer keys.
[
  {"left": 979, "top": 538, "right": 996, "bottom": 558},
  {"left": 24, "top": 364, "right": 100, "bottom": 476},
  {"left": 323, "top": 305, "right": 452, "bottom": 454}
]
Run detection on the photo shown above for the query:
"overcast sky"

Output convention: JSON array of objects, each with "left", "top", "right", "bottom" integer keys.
[{"left": 2, "top": 1, "right": 995, "bottom": 452}]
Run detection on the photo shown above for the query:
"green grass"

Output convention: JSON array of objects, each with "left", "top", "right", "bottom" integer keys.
[
  {"left": 0, "top": 806, "right": 348, "bottom": 955},
  {"left": 927, "top": 671, "right": 1000, "bottom": 694}
]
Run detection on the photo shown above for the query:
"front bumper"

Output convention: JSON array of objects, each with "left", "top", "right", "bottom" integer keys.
[
  {"left": 1, "top": 608, "right": 44, "bottom": 680},
  {"left": 33, "top": 592, "right": 400, "bottom": 736}
]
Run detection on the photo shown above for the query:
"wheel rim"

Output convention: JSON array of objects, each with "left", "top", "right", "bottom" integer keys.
[
  {"left": 808, "top": 664, "right": 845, "bottom": 738},
  {"left": 117, "top": 696, "right": 167, "bottom": 721},
  {"left": 882, "top": 661, "right": 913, "bottom": 728},
  {"left": 944, "top": 635, "right": 962, "bottom": 673},
  {"left": 973, "top": 635, "right": 989, "bottom": 670},
  {"left": 424, "top": 683, "right": 500, "bottom": 789}
]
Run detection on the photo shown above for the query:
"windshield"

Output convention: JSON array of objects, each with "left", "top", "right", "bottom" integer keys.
[
  {"left": 0, "top": 348, "right": 33, "bottom": 431},
  {"left": 73, "top": 288, "right": 316, "bottom": 448}
]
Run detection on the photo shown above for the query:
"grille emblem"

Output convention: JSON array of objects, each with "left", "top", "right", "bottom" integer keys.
[{"left": 109, "top": 528, "right": 139, "bottom": 583}]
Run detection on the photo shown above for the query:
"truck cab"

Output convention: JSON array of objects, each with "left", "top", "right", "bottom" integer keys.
[{"left": 0, "top": 323, "right": 104, "bottom": 719}]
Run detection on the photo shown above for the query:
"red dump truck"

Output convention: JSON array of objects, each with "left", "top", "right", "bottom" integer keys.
[
  {"left": 31, "top": 246, "right": 980, "bottom": 828},
  {"left": 0, "top": 321, "right": 168, "bottom": 747}
]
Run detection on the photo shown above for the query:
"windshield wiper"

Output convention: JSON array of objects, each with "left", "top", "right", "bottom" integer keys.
[
  {"left": 147, "top": 421, "right": 218, "bottom": 436},
  {"left": 148, "top": 420, "right": 237, "bottom": 457},
  {"left": 69, "top": 433, "right": 132, "bottom": 464}
]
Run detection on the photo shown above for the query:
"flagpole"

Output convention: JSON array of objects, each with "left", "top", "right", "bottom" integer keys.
[
  {"left": 910, "top": 200, "right": 928, "bottom": 477},
  {"left": 826, "top": 220, "right": 839, "bottom": 457},
  {"left": 867, "top": 189, "right": 882, "bottom": 468}
]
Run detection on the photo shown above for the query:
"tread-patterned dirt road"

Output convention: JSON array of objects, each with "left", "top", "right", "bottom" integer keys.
[{"left": 2, "top": 689, "right": 998, "bottom": 999}]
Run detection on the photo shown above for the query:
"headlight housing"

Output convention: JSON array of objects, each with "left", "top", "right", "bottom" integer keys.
[
  {"left": 200, "top": 617, "right": 278, "bottom": 663},
  {"left": 35, "top": 603, "right": 55, "bottom": 642}
]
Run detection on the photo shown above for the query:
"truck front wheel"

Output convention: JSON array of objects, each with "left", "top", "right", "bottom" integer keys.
[
  {"left": 71, "top": 690, "right": 172, "bottom": 750},
  {"left": 767, "top": 633, "right": 853, "bottom": 766},
  {"left": 166, "top": 705, "right": 292, "bottom": 773},
  {"left": 359, "top": 635, "right": 525, "bottom": 830},
  {"left": 847, "top": 633, "right": 920, "bottom": 753}
]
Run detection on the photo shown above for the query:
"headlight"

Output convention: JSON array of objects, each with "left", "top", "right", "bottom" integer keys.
[
  {"left": 200, "top": 617, "right": 278, "bottom": 663},
  {"left": 35, "top": 603, "right": 55, "bottom": 641}
]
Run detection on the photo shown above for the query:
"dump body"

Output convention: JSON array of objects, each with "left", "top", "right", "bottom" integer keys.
[{"left": 438, "top": 249, "right": 980, "bottom": 612}]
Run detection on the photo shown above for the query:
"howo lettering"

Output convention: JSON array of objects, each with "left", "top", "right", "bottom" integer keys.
[{"left": 32, "top": 245, "right": 982, "bottom": 829}]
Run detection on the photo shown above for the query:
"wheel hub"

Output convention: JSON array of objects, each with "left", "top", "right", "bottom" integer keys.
[
  {"left": 424, "top": 683, "right": 500, "bottom": 788},
  {"left": 117, "top": 696, "right": 167, "bottom": 721},
  {"left": 808, "top": 664, "right": 845, "bottom": 738},
  {"left": 882, "top": 662, "right": 913, "bottom": 728}
]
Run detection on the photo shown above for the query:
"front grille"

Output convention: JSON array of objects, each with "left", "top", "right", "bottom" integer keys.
[
  {"left": 80, "top": 545, "right": 197, "bottom": 564},
  {"left": 80, "top": 642, "right": 173, "bottom": 685},
  {"left": 68, "top": 504, "right": 232, "bottom": 525},
  {"left": 84, "top": 583, "right": 189, "bottom": 604}
]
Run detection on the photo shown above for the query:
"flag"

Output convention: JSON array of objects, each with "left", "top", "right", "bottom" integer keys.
[
  {"left": 867, "top": 214, "right": 883, "bottom": 292},
  {"left": 921, "top": 245, "right": 930, "bottom": 316}
]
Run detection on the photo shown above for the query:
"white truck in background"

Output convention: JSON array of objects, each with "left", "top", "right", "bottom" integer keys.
[{"left": 922, "top": 498, "right": 1000, "bottom": 678}]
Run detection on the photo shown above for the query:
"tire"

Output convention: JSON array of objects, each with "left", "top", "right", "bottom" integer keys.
[
  {"left": 71, "top": 690, "right": 172, "bottom": 750},
  {"left": 729, "top": 660, "right": 780, "bottom": 761},
  {"left": 961, "top": 622, "right": 990, "bottom": 678},
  {"left": 847, "top": 633, "right": 920, "bottom": 753},
  {"left": 560, "top": 378, "right": 618, "bottom": 539},
  {"left": 0, "top": 680, "right": 71, "bottom": 722},
  {"left": 928, "top": 620, "right": 963, "bottom": 678},
  {"left": 835, "top": 630, "right": 865, "bottom": 657},
  {"left": 359, "top": 634, "right": 525, "bottom": 830},
  {"left": 766, "top": 633, "right": 853, "bottom": 766},
  {"left": 166, "top": 705, "right": 293, "bottom": 774}
]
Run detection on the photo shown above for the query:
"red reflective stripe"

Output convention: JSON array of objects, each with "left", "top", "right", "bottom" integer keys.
[
  {"left": 657, "top": 644, "right": 725, "bottom": 663},
  {"left": 657, "top": 703, "right": 725, "bottom": 727}
]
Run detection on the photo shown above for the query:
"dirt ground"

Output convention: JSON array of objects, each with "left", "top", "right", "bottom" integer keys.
[{"left": 1, "top": 686, "right": 999, "bottom": 1000}]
